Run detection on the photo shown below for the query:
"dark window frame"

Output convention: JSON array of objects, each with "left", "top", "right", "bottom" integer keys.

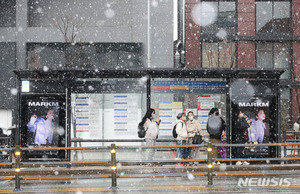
[
  {"left": 201, "top": 41, "right": 237, "bottom": 68},
  {"left": 255, "top": 0, "right": 292, "bottom": 36},
  {"left": 200, "top": 0, "right": 237, "bottom": 40},
  {"left": 0, "top": 0, "right": 16, "bottom": 27},
  {"left": 255, "top": 41, "right": 291, "bottom": 79},
  {"left": 26, "top": 42, "right": 144, "bottom": 70}
]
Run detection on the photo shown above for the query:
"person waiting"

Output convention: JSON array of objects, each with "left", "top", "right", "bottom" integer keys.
[{"left": 186, "top": 111, "right": 204, "bottom": 165}]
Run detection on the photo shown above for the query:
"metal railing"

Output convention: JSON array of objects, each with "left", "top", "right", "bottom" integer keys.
[
  {"left": 0, "top": 136, "right": 11, "bottom": 160},
  {"left": 282, "top": 131, "right": 300, "bottom": 156},
  {"left": 1, "top": 141, "right": 300, "bottom": 191}
]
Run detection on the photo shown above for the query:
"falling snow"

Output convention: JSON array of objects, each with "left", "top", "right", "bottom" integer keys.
[{"left": 0, "top": 0, "right": 299, "bottom": 193}]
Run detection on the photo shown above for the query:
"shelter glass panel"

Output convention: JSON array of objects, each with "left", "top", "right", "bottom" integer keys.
[
  {"left": 151, "top": 78, "right": 227, "bottom": 139},
  {"left": 71, "top": 78, "right": 147, "bottom": 146}
]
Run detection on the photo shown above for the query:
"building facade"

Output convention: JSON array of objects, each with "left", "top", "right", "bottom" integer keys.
[
  {"left": 184, "top": 0, "right": 300, "bottom": 131},
  {"left": 0, "top": 0, "right": 174, "bottom": 129}
]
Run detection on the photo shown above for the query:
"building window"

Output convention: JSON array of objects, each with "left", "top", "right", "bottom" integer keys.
[
  {"left": 201, "top": 1, "right": 236, "bottom": 38},
  {"left": 202, "top": 41, "right": 236, "bottom": 68},
  {"left": 256, "top": 42, "right": 290, "bottom": 79},
  {"left": 27, "top": 43, "right": 143, "bottom": 69},
  {"left": 0, "top": 0, "right": 16, "bottom": 27},
  {"left": 256, "top": 1, "right": 290, "bottom": 35}
]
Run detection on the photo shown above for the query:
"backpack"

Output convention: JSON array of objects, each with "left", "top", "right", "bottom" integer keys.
[
  {"left": 207, "top": 115, "right": 224, "bottom": 139},
  {"left": 172, "top": 122, "right": 183, "bottom": 138},
  {"left": 137, "top": 122, "right": 146, "bottom": 138}
]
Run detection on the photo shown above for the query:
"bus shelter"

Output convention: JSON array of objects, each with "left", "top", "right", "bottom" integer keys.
[{"left": 14, "top": 68, "right": 284, "bottom": 161}]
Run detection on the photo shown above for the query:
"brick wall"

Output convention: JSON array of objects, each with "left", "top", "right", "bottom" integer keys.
[
  {"left": 238, "top": 41, "right": 255, "bottom": 68},
  {"left": 292, "top": 0, "right": 300, "bottom": 122},
  {"left": 293, "top": 88, "right": 300, "bottom": 123},
  {"left": 237, "top": 0, "right": 255, "bottom": 68},
  {"left": 292, "top": 41, "right": 300, "bottom": 122},
  {"left": 185, "top": 0, "right": 257, "bottom": 69},
  {"left": 185, "top": 0, "right": 201, "bottom": 68},
  {"left": 293, "top": 42, "right": 300, "bottom": 82},
  {"left": 293, "top": 0, "right": 300, "bottom": 36},
  {"left": 237, "top": 0, "right": 255, "bottom": 36}
]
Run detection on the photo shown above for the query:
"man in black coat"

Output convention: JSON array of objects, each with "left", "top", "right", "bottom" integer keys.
[
  {"left": 207, "top": 108, "right": 226, "bottom": 160},
  {"left": 234, "top": 111, "right": 252, "bottom": 165}
]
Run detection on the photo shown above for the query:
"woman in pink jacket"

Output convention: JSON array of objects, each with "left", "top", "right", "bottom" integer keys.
[{"left": 186, "top": 111, "right": 204, "bottom": 165}]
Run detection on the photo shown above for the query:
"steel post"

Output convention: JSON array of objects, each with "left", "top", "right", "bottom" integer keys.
[
  {"left": 110, "top": 144, "right": 118, "bottom": 189},
  {"left": 283, "top": 130, "right": 287, "bottom": 158},
  {"left": 207, "top": 142, "right": 213, "bottom": 187},
  {"left": 14, "top": 146, "right": 22, "bottom": 191}
]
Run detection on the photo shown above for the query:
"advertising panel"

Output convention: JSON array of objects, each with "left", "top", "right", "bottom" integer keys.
[
  {"left": 232, "top": 97, "right": 275, "bottom": 157},
  {"left": 21, "top": 95, "right": 65, "bottom": 160},
  {"left": 26, "top": 99, "right": 64, "bottom": 147},
  {"left": 230, "top": 79, "right": 278, "bottom": 158}
]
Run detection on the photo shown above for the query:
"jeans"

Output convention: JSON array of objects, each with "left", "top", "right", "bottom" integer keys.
[
  {"left": 188, "top": 137, "right": 200, "bottom": 160},
  {"left": 176, "top": 140, "right": 189, "bottom": 159},
  {"left": 145, "top": 139, "right": 156, "bottom": 161}
]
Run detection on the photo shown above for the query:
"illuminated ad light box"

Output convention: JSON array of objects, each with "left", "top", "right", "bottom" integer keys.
[{"left": 22, "top": 81, "right": 30, "bottom": 92}]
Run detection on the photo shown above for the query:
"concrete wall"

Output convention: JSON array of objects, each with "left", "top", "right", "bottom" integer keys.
[
  {"left": 0, "top": 0, "right": 175, "bottom": 134},
  {"left": 0, "top": 40, "right": 15, "bottom": 128},
  {"left": 0, "top": 0, "right": 174, "bottom": 114},
  {"left": 0, "top": 43, "right": 17, "bottom": 110},
  {"left": 0, "top": 0, "right": 174, "bottom": 69}
]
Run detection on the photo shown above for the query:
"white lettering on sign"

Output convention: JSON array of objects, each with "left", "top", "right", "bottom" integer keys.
[
  {"left": 238, "top": 102, "right": 269, "bottom": 107},
  {"left": 28, "top": 102, "right": 59, "bottom": 106}
]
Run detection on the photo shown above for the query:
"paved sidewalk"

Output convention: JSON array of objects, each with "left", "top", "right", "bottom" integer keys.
[
  {"left": 1, "top": 165, "right": 300, "bottom": 193},
  {"left": 1, "top": 175, "right": 300, "bottom": 193}
]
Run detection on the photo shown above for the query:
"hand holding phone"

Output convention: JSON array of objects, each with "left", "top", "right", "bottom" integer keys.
[{"left": 156, "top": 118, "right": 161, "bottom": 125}]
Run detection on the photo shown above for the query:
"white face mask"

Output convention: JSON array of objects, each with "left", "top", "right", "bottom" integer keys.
[
  {"left": 48, "top": 115, "right": 54, "bottom": 120},
  {"left": 188, "top": 116, "right": 194, "bottom": 120}
]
